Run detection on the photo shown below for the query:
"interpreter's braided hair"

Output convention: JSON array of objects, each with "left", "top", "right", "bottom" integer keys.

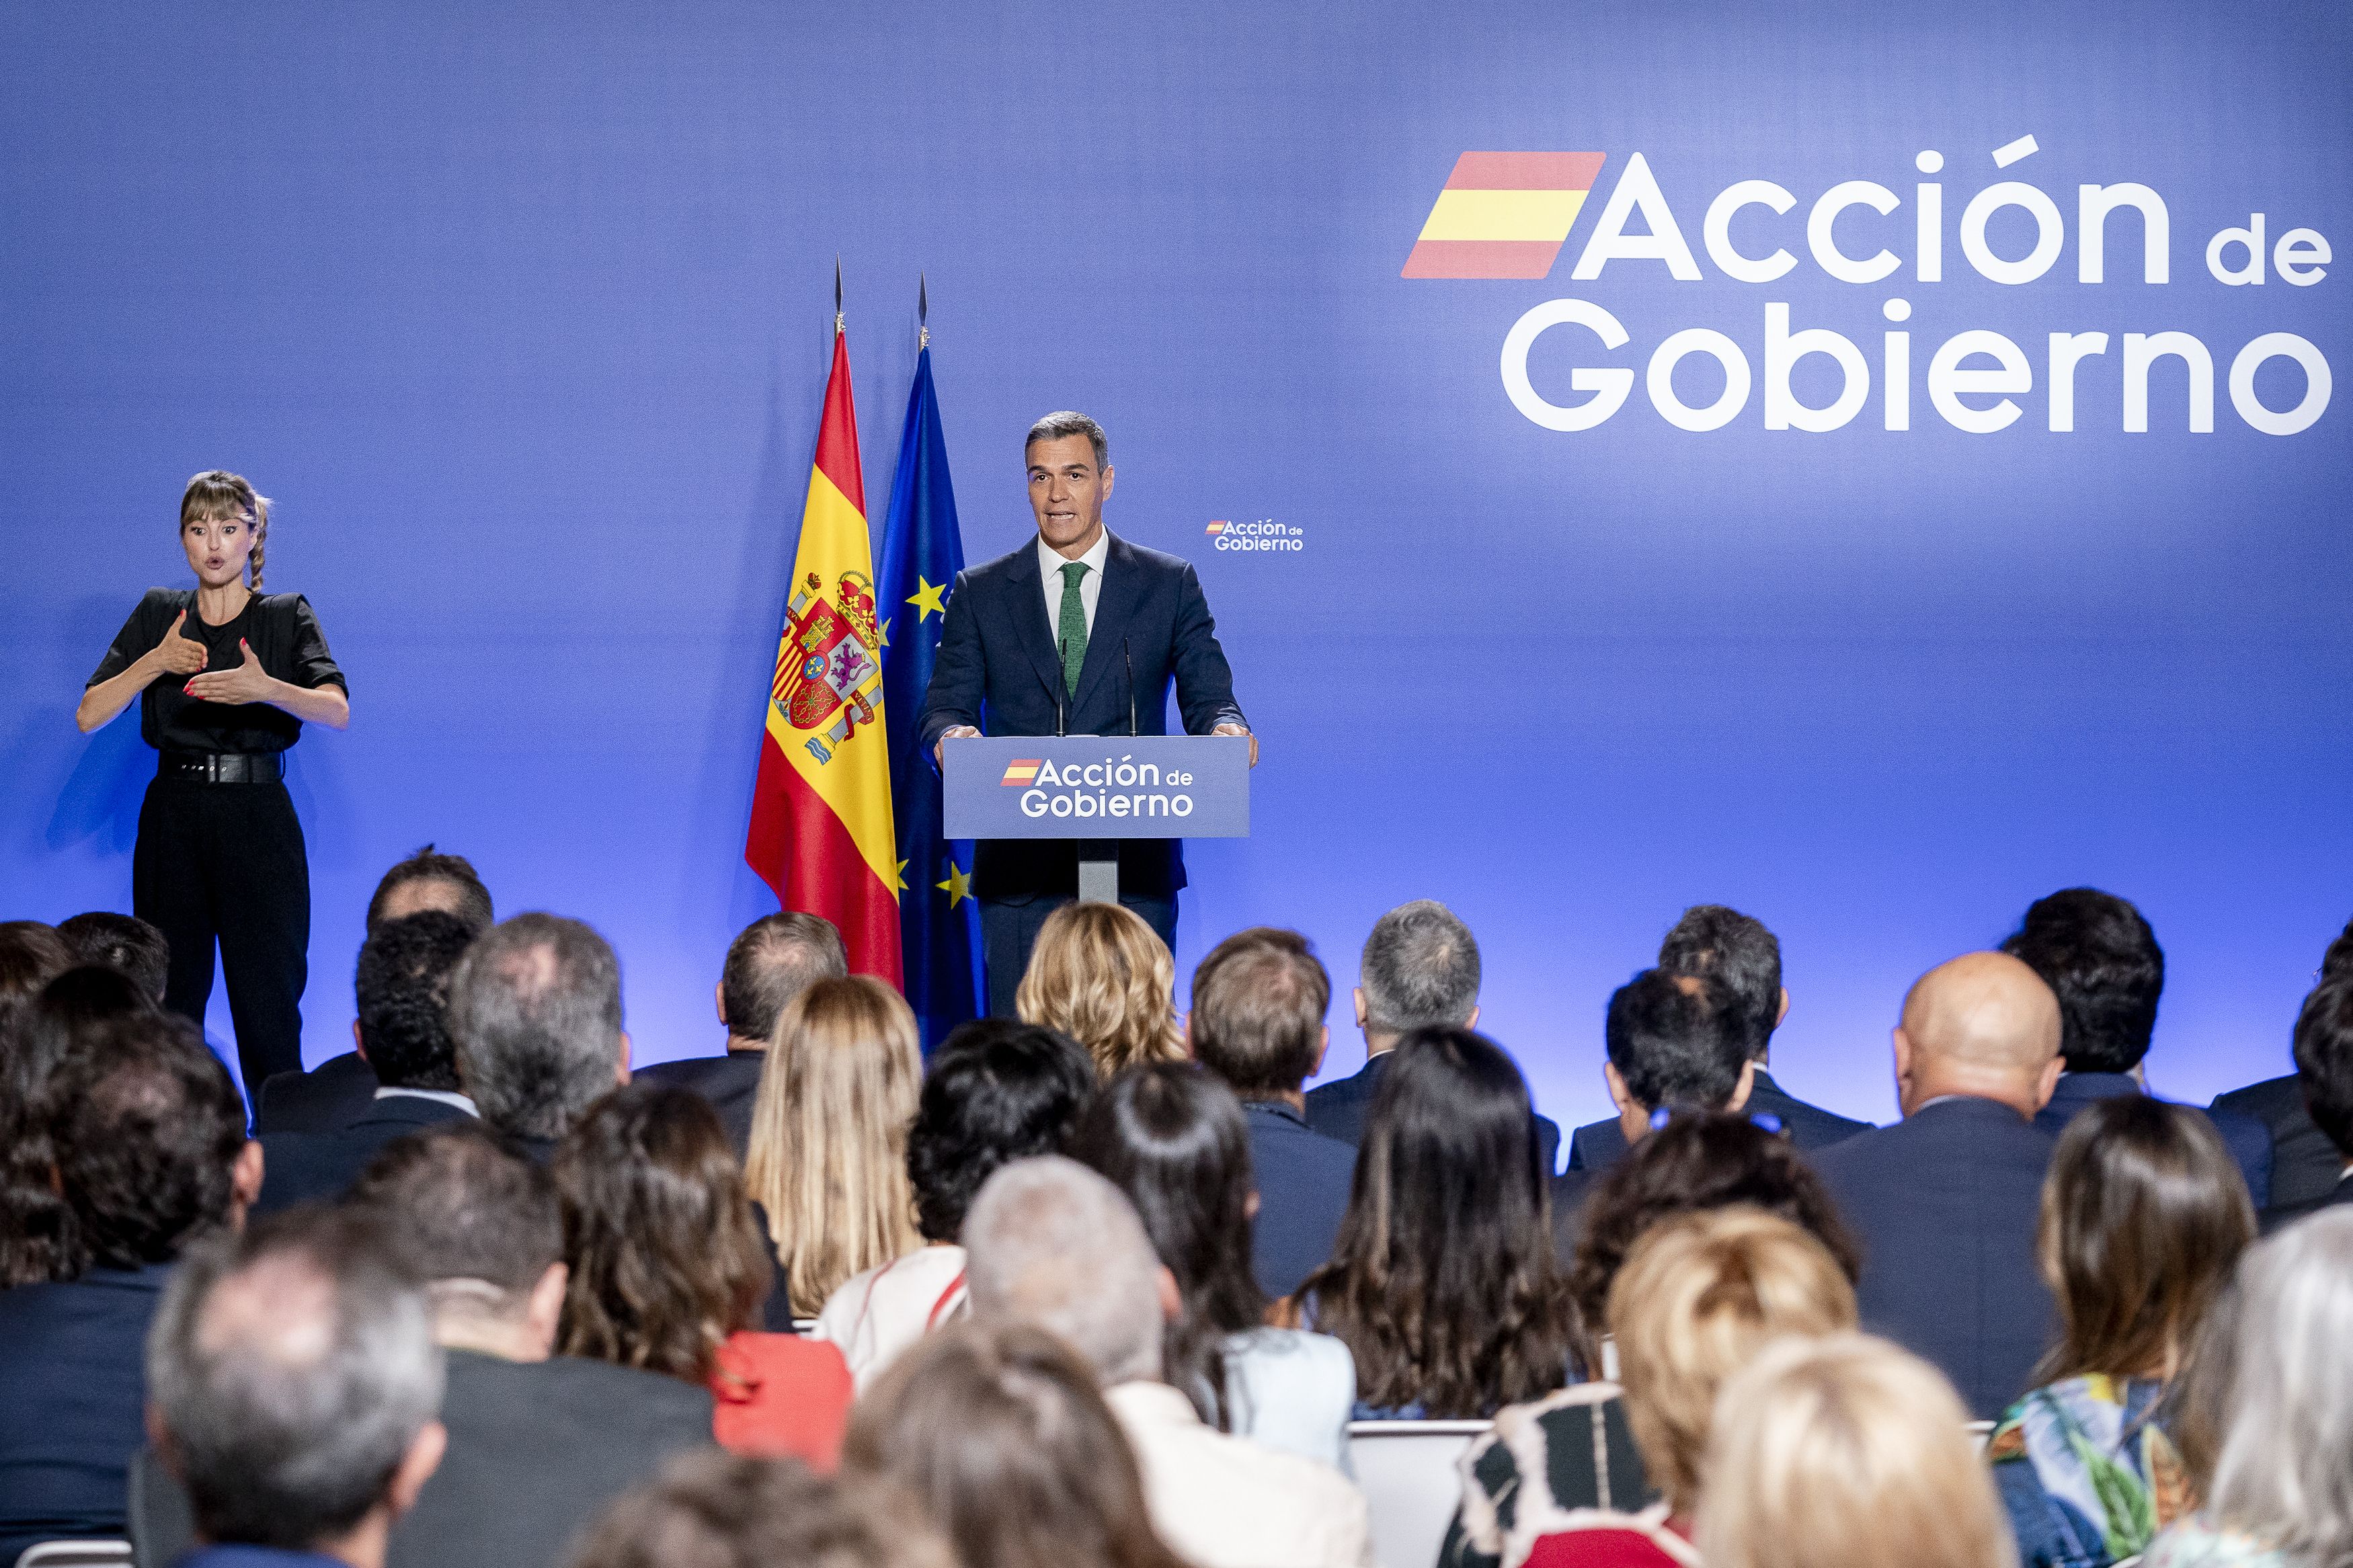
[{"left": 180, "top": 470, "right": 272, "bottom": 590}]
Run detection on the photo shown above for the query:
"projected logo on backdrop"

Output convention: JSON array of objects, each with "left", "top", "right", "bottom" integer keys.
[{"left": 1406, "top": 138, "right": 2333, "bottom": 437}]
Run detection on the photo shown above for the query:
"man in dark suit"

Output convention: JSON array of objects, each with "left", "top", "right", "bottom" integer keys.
[
  {"left": 1812, "top": 951, "right": 2065, "bottom": 1420},
  {"left": 2001, "top": 887, "right": 2272, "bottom": 1206},
  {"left": 2260, "top": 977, "right": 2353, "bottom": 1233},
  {"left": 1306, "top": 899, "right": 1561, "bottom": 1173},
  {"left": 1187, "top": 927, "right": 1359, "bottom": 1298},
  {"left": 918, "top": 411, "right": 1252, "bottom": 1014},
  {"left": 259, "top": 911, "right": 482, "bottom": 1212},
  {"left": 136, "top": 1124, "right": 715, "bottom": 1568},
  {"left": 2217, "top": 915, "right": 2353, "bottom": 1208},
  {"left": 1567, "top": 905, "right": 1869, "bottom": 1173},
  {"left": 638, "top": 911, "right": 846, "bottom": 1155}
]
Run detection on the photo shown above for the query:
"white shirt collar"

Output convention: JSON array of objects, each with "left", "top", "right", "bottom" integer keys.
[
  {"left": 1037, "top": 526, "right": 1110, "bottom": 582},
  {"left": 374, "top": 1085, "right": 479, "bottom": 1114}
]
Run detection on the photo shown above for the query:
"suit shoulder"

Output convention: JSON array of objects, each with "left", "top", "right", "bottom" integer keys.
[
  {"left": 526, "top": 1353, "right": 718, "bottom": 1422},
  {"left": 1111, "top": 535, "right": 1199, "bottom": 578},
  {"left": 2212, "top": 1074, "right": 2299, "bottom": 1114},
  {"left": 963, "top": 543, "right": 1037, "bottom": 582}
]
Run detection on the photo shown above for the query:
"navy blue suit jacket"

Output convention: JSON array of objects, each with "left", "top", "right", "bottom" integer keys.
[
  {"left": 254, "top": 1050, "right": 380, "bottom": 1134},
  {"left": 1305, "top": 1051, "right": 1562, "bottom": 1175},
  {"left": 2215, "top": 1073, "right": 2341, "bottom": 1209},
  {"left": 1566, "top": 1068, "right": 1872, "bottom": 1172},
  {"left": 916, "top": 531, "right": 1245, "bottom": 899},
  {"left": 1810, "top": 1096, "right": 2058, "bottom": 1420},
  {"left": 2036, "top": 1073, "right": 2272, "bottom": 1208},
  {"left": 257, "top": 1094, "right": 474, "bottom": 1214},
  {"left": 2259, "top": 1171, "right": 2353, "bottom": 1235},
  {"left": 1242, "top": 1100, "right": 1358, "bottom": 1301},
  {"left": 637, "top": 1052, "right": 764, "bottom": 1158}
]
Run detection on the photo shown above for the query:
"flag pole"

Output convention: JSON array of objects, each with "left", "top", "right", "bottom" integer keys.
[
  {"left": 918, "top": 272, "right": 928, "bottom": 352},
  {"left": 834, "top": 255, "right": 844, "bottom": 336}
]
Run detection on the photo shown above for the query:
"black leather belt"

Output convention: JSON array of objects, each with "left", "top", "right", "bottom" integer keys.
[{"left": 159, "top": 751, "right": 284, "bottom": 784}]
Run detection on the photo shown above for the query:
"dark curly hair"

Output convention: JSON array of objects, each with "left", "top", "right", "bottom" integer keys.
[
  {"left": 1566, "top": 1112, "right": 1860, "bottom": 1371},
  {"left": 554, "top": 1083, "right": 772, "bottom": 1385},
  {"left": 56, "top": 912, "right": 171, "bottom": 1003},
  {"left": 909, "top": 1020, "right": 1096, "bottom": 1242},
  {"left": 0, "top": 966, "right": 159, "bottom": 1284},
  {"left": 2000, "top": 887, "right": 2164, "bottom": 1074},
  {"left": 355, "top": 911, "right": 477, "bottom": 1091},
  {"left": 0, "top": 921, "right": 73, "bottom": 1005}
]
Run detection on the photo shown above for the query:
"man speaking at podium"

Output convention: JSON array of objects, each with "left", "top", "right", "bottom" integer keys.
[{"left": 920, "top": 411, "right": 1254, "bottom": 1014}]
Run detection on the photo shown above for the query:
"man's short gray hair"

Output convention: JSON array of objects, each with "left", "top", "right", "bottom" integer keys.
[
  {"left": 962, "top": 1155, "right": 1163, "bottom": 1387},
  {"left": 447, "top": 913, "right": 624, "bottom": 1141},
  {"left": 147, "top": 1209, "right": 443, "bottom": 1551},
  {"left": 1025, "top": 411, "right": 1108, "bottom": 471},
  {"left": 1359, "top": 899, "right": 1482, "bottom": 1035}
]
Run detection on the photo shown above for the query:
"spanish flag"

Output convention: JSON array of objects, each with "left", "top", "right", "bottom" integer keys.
[{"left": 744, "top": 323, "right": 903, "bottom": 983}]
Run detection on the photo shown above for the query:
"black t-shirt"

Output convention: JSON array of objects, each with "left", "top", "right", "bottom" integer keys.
[{"left": 87, "top": 587, "right": 347, "bottom": 755}]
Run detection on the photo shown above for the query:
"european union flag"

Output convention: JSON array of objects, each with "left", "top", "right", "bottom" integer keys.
[{"left": 878, "top": 341, "right": 983, "bottom": 1050}]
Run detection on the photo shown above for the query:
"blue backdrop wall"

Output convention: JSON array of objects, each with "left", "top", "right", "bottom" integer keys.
[{"left": 4, "top": 1, "right": 2348, "bottom": 1132}]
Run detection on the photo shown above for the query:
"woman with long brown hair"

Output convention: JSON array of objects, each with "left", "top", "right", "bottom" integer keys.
[{"left": 1014, "top": 901, "right": 1184, "bottom": 1077}]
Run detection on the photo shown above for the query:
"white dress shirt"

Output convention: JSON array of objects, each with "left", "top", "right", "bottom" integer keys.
[
  {"left": 1105, "top": 1380, "right": 1374, "bottom": 1568},
  {"left": 1037, "top": 527, "right": 1110, "bottom": 644},
  {"left": 1221, "top": 1327, "right": 1357, "bottom": 1473},
  {"left": 808, "top": 1244, "right": 968, "bottom": 1393}
]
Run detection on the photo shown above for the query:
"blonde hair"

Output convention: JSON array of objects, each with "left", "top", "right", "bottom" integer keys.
[
  {"left": 180, "top": 470, "right": 272, "bottom": 591},
  {"left": 1607, "top": 1206, "right": 1857, "bottom": 1509},
  {"left": 744, "top": 975, "right": 923, "bottom": 1315},
  {"left": 1013, "top": 903, "right": 1183, "bottom": 1078},
  {"left": 1697, "top": 1333, "right": 2018, "bottom": 1568}
]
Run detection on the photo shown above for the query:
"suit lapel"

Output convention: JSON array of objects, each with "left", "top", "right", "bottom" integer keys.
[
  {"left": 1071, "top": 532, "right": 1145, "bottom": 716},
  {"left": 1003, "top": 542, "right": 1071, "bottom": 710}
]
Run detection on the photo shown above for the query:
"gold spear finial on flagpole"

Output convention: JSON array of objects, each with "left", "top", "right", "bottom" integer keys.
[
  {"left": 918, "top": 273, "right": 928, "bottom": 352},
  {"left": 834, "top": 255, "right": 844, "bottom": 335}
]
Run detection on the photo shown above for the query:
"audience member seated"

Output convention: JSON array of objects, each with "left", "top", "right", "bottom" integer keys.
[
  {"left": 963, "top": 1157, "right": 1373, "bottom": 1568},
  {"left": 639, "top": 911, "right": 846, "bottom": 1155},
  {"left": 744, "top": 976, "right": 923, "bottom": 1318},
  {"left": 56, "top": 911, "right": 170, "bottom": 1002},
  {"left": 2145, "top": 1210, "right": 2353, "bottom": 1568},
  {"left": 0, "top": 921, "right": 73, "bottom": 1012},
  {"left": 1294, "top": 1027, "right": 1577, "bottom": 1418},
  {"left": 2003, "top": 887, "right": 2272, "bottom": 1204},
  {"left": 447, "top": 912, "right": 630, "bottom": 1159},
  {"left": 1185, "top": 927, "right": 1360, "bottom": 1298},
  {"left": 569, "top": 1450, "right": 951, "bottom": 1568},
  {"left": 0, "top": 1014, "right": 260, "bottom": 1567},
  {"left": 2258, "top": 976, "right": 2353, "bottom": 1231},
  {"left": 258, "top": 845, "right": 494, "bottom": 1134},
  {"left": 1308, "top": 899, "right": 1562, "bottom": 1173},
  {"left": 145, "top": 1208, "right": 447, "bottom": 1568},
  {"left": 1014, "top": 901, "right": 1186, "bottom": 1077},
  {"left": 812, "top": 1017, "right": 1094, "bottom": 1389},
  {"left": 1698, "top": 1334, "right": 2017, "bottom": 1568},
  {"left": 2215, "top": 917, "right": 2353, "bottom": 1209},
  {"left": 258, "top": 911, "right": 481, "bottom": 1212},
  {"left": 1989, "top": 1097, "right": 2254, "bottom": 1568},
  {"left": 1072, "top": 1061, "right": 1357, "bottom": 1468},
  {"left": 1812, "top": 950, "right": 2064, "bottom": 1419},
  {"left": 557, "top": 1083, "right": 852, "bottom": 1467},
  {"left": 1568, "top": 905, "right": 1869, "bottom": 1172},
  {"left": 844, "top": 1321, "right": 1193, "bottom": 1568}
]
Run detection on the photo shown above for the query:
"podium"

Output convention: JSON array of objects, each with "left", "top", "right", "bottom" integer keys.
[{"left": 941, "top": 733, "right": 1251, "bottom": 903}]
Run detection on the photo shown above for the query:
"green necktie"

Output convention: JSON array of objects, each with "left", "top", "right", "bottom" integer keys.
[{"left": 1056, "top": 561, "right": 1089, "bottom": 696}]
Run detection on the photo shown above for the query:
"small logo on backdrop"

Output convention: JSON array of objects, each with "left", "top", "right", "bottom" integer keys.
[
  {"left": 1402, "top": 152, "right": 1609, "bottom": 278},
  {"left": 1207, "top": 518, "right": 1304, "bottom": 554},
  {"left": 1000, "top": 759, "right": 1043, "bottom": 786}
]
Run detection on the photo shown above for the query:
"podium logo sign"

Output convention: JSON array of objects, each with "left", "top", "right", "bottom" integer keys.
[{"left": 943, "top": 735, "right": 1251, "bottom": 841}]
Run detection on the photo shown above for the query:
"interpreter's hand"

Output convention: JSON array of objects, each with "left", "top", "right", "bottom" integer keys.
[
  {"left": 146, "top": 610, "right": 208, "bottom": 678},
  {"left": 1211, "top": 723, "right": 1257, "bottom": 768},
  {"left": 183, "top": 638, "right": 276, "bottom": 706},
  {"left": 934, "top": 725, "right": 982, "bottom": 768}
]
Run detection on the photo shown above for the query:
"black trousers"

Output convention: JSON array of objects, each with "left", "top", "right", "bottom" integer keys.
[
  {"left": 980, "top": 891, "right": 1178, "bottom": 1018},
  {"left": 133, "top": 774, "right": 309, "bottom": 1094}
]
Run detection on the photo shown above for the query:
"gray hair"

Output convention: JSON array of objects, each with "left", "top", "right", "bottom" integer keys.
[
  {"left": 1025, "top": 411, "right": 1108, "bottom": 471},
  {"left": 1359, "top": 900, "right": 1482, "bottom": 1035},
  {"left": 2203, "top": 1209, "right": 2353, "bottom": 1561},
  {"left": 963, "top": 1155, "right": 1163, "bottom": 1387},
  {"left": 447, "top": 913, "right": 624, "bottom": 1141},
  {"left": 147, "top": 1209, "right": 443, "bottom": 1551}
]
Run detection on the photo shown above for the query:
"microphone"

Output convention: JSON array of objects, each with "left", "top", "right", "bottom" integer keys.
[
  {"left": 1123, "top": 638, "right": 1136, "bottom": 737},
  {"left": 1057, "top": 640, "right": 1068, "bottom": 737}
]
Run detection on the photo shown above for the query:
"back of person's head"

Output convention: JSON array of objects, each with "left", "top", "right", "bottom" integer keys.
[
  {"left": 1013, "top": 902, "right": 1182, "bottom": 1077},
  {"left": 346, "top": 1122, "right": 561, "bottom": 1316},
  {"left": 909, "top": 1018, "right": 1095, "bottom": 1243},
  {"left": 1569, "top": 1112, "right": 1859, "bottom": 1370},
  {"left": 745, "top": 975, "right": 923, "bottom": 1315},
  {"left": 2000, "top": 887, "right": 2163, "bottom": 1073},
  {"left": 963, "top": 1155, "right": 1166, "bottom": 1387},
  {"left": 446, "top": 913, "right": 624, "bottom": 1141},
  {"left": 356, "top": 911, "right": 477, "bottom": 1094},
  {"left": 2036, "top": 1095, "right": 2253, "bottom": 1385},
  {"left": 1304, "top": 1026, "right": 1574, "bottom": 1417},
  {"left": 1608, "top": 1207, "right": 1858, "bottom": 1510},
  {"left": 0, "top": 920, "right": 73, "bottom": 1005},
  {"left": 844, "top": 1320, "right": 1185, "bottom": 1568},
  {"left": 1187, "top": 926, "right": 1329, "bottom": 1098},
  {"left": 1698, "top": 1333, "right": 2016, "bottom": 1568},
  {"left": 1605, "top": 969, "right": 1749, "bottom": 1112},
  {"left": 2292, "top": 976, "right": 2353, "bottom": 1161},
  {"left": 1895, "top": 951, "right": 2063, "bottom": 1106},
  {"left": 570, "top": 1450, "right": 953, "bottom": 1568},
  {"left": 2324, "top": 916, "right": 2353, "bottom": 984},
  {"left": 1358, "top": 899, "right": 1481, "bottom": 1037},
  {"left": 1657, "top": 905, "right": 1782, "bottom": 1061},
  {"left": 721, "top": 912, "right": 848, "bottom": 1044},
  {"left": 4, "top": 963, "right": 155, "bottom": 1105},
  {"left": 1070, "top": 1063, "right": 1265, "bottom": 1428},
  {"left": 367, "top": 843, "right": 495, "bottom": 934},
  {"left": 149, "top": 1207, "right": 444, "bottom": 1552},
  {"left": 555, "top": 1083, "right": 770, "bottom": 1384},
  {"left": 50, "top": 1012, "right": 250, "bottom": 1270},
  {"left": 56, "top": 911, "right": 170, "bottom": 1001}
]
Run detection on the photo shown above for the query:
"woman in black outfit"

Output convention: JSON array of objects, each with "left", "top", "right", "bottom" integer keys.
[{"left": 76, "top": 470, "right": 348, "bottom": 1093}]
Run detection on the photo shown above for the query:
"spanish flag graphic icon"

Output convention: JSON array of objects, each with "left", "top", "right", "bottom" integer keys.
[
  {"left": 1402, "top": 153, "right": 1607, "bottom": 279},
  {"left": 1000, "top": 759, "right": 1043, "bottom": 786}
]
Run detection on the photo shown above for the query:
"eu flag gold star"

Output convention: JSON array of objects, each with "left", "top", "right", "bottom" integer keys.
[
  {"left": 908, "top": 577, "right": 947, "bottom": 622},
  {"left": 935, "top": 862, "right": 973, "bottom": 908},
  {"left": 892, "top": 859, "right": 909, "bottom": 893}
]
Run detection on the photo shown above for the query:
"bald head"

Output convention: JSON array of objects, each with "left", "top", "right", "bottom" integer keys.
[{"left": 1894, "top": 952, "right": 2063, "bottom": 1118}]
